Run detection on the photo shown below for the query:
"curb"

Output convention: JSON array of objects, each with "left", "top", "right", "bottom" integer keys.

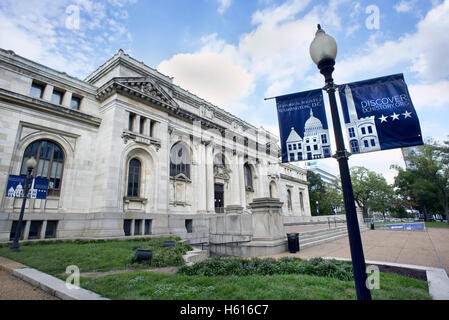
[
  {"left": 0, "top": 257, "right": 109, "bottom": 300},
  {"left": 324, "top": 257, "right": 449, "bottom": 300}
]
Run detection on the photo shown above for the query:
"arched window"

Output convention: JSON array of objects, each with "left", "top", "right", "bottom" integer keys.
[
  {"left": 170, "top": 143, "right": 190, "bottom": 179},
  {"left": 20, "top": 140, "right": 65, "bottom": 197},
  {"left": 287, "top": 189, "right": 292, "bottom": 210},
  {"left": 127, "top": 158, "right": 141, "bottom": 197}
]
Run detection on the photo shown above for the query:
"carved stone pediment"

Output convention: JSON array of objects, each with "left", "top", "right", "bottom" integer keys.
[{"left": 214, "top": 164, "right": 231, "bottom": 181}]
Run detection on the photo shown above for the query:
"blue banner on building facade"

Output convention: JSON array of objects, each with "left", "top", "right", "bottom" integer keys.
[
  {"left": 338, "top": 74, "right": 423, "bottom": 154},
  {"left": 5, "top": 175, "right": 49, "bottom": 199},
  {"left": 276, "top": 89, "right": 332, "bottom": 163}
]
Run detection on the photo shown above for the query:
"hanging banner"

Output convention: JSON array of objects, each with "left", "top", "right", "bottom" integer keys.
[
  {"left": 276, "top": 89, "right": 332, "bottom": 163},
  {"left": 338, "top": 74, "right": 423, "bottom": 154},
  {"left": 5, "top": 175, "right": 49, "bottom": 199}
]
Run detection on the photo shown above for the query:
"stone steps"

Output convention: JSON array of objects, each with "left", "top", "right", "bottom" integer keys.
[{"left": 296, "top": 225, "right": 369, "bottom": 250}]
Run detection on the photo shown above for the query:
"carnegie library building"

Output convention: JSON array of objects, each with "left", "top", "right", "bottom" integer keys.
[{"left": 0, "top": 48, "right": 312, "bottom": 255}]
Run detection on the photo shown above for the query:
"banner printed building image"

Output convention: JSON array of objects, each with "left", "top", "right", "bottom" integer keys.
[{"left": 0, "top": 49, "right": 312, "bottom": 244}]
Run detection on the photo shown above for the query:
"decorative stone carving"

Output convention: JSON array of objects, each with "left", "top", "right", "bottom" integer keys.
[
  {"left": 214, "top": 164, "right": 231, "bottom": 181},
  {"left": 121, "top": 130, "right": 161, "bottom": 151}
]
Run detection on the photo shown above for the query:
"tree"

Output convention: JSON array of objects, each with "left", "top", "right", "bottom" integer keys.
[
  {"left": 347, "top": 166, "right": 394, "bottom": 219},
  {"left": 307, "top": 171, "right": 342, "bottom": 216},
  {"left": 393, "top": 139, "right": 449, "bottom": 224}
]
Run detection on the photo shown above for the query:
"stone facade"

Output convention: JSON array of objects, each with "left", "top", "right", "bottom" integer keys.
[{"left": 0, "top": 48, "right": 311, "bottom": 244}]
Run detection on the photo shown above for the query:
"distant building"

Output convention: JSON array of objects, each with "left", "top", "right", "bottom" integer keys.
[{"left": 305, "top": 161, "right": 338, "bottom": 186}]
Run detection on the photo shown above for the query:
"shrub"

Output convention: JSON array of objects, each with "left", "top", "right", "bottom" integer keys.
[{"left": 178, "top": 257, "right": 354, "bottom": 281}]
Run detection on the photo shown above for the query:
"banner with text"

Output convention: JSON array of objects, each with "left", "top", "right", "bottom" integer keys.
[
  {"left": 276, "top": 89, "right": 332, "bottom": 163},
  {"left": 338, "top": 73, "right": 423, "bottom": 154}
]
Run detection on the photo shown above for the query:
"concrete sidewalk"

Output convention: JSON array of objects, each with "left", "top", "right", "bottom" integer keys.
[{"left": 266, "top": 228, "right": 449, "bottom": 274}]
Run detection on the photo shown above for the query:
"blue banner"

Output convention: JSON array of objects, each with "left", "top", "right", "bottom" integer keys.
[
  {"left": 387, "top": 223, "right": 424, "bottom": 231},
  {"left": 6, "top": 175, "right": 49, "bottom": 199},
  {"left": 276, "top": 89, "right": 331, "bottom": 163},
  {"left": 338, "top": 74, "right": 423, "bottom": 154}
]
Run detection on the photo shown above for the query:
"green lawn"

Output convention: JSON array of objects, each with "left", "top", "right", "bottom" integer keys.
[
  {"left": 0, "top": 237, "right": 191, "bottom": 276},
  {"left": 80, "top": 270, "right": 431, "bottom": 300},
  {"left": 425, "top": 221, "right": 449, "bottom": 228},
  {"left": 0, "top": 239, "right": 431, "bottom": 300}
]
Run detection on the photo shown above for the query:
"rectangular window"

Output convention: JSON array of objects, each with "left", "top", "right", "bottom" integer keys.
[
  {"left": 307, "top": 146, "right": 311, "bottom": 151},
  {"left": 185, "top": 219, "right": 193, "bottom": 233},
  {"left": 139, "top": 117, "right": 145, "bottom": 134},
  {"left": 51, "top": 89, "right": 64, "bottom": 105},
  {"left": 297, "top": 152, "right": 302, "bottom": 160},
  {"left": 45, "top": 221, "right": 58, "bottom": 239},
  {"left": 128, "top": 113, "right": 135, "bottom": 131},
  {"left": 298, "top": 143, "right": 302, "bottom": 150},
  {"left": 290, "top": 153, "right": 295, "bottom": 161},
  {"left": 364, "top": 140, "right": 369, "bottom": 148},
  {"left": 30, "top": 82, "right": 45, "bottom": 98},
  {"left": 314, "top": 145, "right": 318, "bottom": 150},
  {"left": 144, "top": 220, "right": 152, "bottom": 235},
  {"left": 124, "top": 220, "right": 132, "bottom": 236},
  {"left": 28, "top": 221, "right": 43, "bottom": 239},
  {"left": 368, "top": 126, "right": 373, "bottom": 134},
  {"left": 288, "top": 145, "right": 292, "bottom": 151},
  {"left": 371, "top": 139, "right": 376, "bottom": 147},
  {"left": 361, "top": 127, "right": 366, "bottom": 135},
  {"left": 134, "top": 220, "right": 142, "bottom": 235},
  {"left": 348, "top": 127, "right": 355, "bottom": 138},
  {"left": 321, "top": 134, "right": 328, "bottom": 144},
  {"left": 293, "top": 144, "right": 297, "bottom": 150},
  {"left": 10, "top": 221, "right": 26, "bottom": 241},
  {"left": 70, "top": 96, "right": 81, "bottom": 110}
]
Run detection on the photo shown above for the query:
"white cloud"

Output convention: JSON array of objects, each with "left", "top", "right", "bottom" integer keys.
[
  {"left": 0, "top": 0, "right": 136, "bottom": 78},
  {"left": 158, "top": 52, "right": 254, "bottom": 112},
  {"left": 216, "top": 0, "right": 231, "bottom": 15},
  {"left": 394, "top": 0, "right": 417, "bottom": 13},
  {"left": 409, "top": 81, "right": 449, "bottom": 110}
]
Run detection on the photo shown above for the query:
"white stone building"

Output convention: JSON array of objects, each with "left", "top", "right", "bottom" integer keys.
[{"left": 0, "top": 48, "right": 311, "bottom": 244}]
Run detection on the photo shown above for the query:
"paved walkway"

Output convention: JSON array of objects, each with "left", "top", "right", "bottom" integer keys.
[
  {"left": 0, "top": 269, "right": 58, "bottom": 300},
  {"left": 267, "top": 228, "right": 449, "bottom": 274}
]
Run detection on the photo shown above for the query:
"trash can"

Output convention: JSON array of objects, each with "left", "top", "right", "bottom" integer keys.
[
  {"left": 370, "top": 223, "right": 375, "bottom": 230},
  {"left": 287, "top": 233, "right": 300, "bottom": 253}
]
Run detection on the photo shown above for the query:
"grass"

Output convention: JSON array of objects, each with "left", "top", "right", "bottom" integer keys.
[
  {"left": 79, "top": 270, "right": 431, "bottom": 300},
  {"left": 0, "top": 240, "right": 432, "bottom": 300},
  {"left": 425, "top": 221, "right": 449, "bottom": 228},
  {"left": 0, "top": 237, "right": 192, "bottom": 276}
]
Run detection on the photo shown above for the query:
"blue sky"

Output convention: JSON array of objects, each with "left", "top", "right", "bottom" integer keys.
[{"left": 0, "top": 0, "right": 448, "bottom": 182}]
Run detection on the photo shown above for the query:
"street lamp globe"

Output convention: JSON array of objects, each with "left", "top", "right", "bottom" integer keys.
[
  {"left": 26, "top": 156, "right": 37, "bottom": 170},
  {"left": 309, "top": 24, "right": 338, "bottom": 66}
]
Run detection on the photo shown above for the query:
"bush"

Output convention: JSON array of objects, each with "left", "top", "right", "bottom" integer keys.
[
  {"left": 128, "top": 239, "right": 193, "bottom": 268},
  {"left": 178, "top": 257, "right": 354, "bottom": 281}
]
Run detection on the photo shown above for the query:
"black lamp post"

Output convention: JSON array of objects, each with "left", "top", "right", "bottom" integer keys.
[
  {"left": 310, "top": 24, "right": 372, "bottom": 300},
  {"left": 10, "top": 156, "right": 36, "bottom": 252}
]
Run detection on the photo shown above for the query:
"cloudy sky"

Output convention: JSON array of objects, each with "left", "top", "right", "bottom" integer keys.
[{"left": 1, "top": 0, "right": 448, "bottom": 183}]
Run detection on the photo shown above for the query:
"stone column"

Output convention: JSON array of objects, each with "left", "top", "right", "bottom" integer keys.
[
  {"left": 238, "top": 155, "right": 246, "bottom": 208},
  {"left": 134, "top": 115, "right": 141, "bottom": 134},
  {"left": 62, "top": 91, "right": 72, "bottom": 108},
  {"left": 42, "top": 84, "right": 53, "bottom": 101},
  {"left": 205, "top": 142, "right": 215, "bottom": 213},
  {"left": 197, "top": 142, "right": 207, "bottom": 213},
  {"left": 249, "top": 198, "right": 285, "bottom": 241}
]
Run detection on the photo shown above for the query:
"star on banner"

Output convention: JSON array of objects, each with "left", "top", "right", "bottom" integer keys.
[
  {"left": 403, "top": 110, "right": 412, "bottom": 119},
  {"left": 391, "top": 113, "right": 400, "bottom": 121},
  {"left": 379, "top": 115, "right": 388, "bottom": 123}
]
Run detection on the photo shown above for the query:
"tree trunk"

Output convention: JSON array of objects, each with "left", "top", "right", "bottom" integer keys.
[{"left": 423, "top": 205, "right": 428, "bottom": 222}]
